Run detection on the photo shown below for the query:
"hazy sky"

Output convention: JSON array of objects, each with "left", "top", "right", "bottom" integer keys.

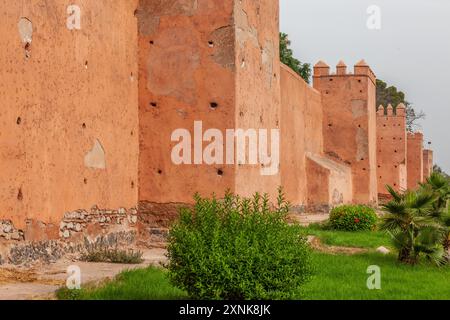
[{"left": 280, "top": 0, "right": 450, "bottom": 172}]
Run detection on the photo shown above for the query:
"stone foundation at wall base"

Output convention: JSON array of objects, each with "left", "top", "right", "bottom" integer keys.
[
  {"left": 138, "top": 201, "right": 192, "bottom": 228},
  {"left": 0, "top": 205, "right": 140, "bottom": 266}
]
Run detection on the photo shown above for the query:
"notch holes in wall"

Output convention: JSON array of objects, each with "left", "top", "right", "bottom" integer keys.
[
  {"left": 210, "top": 102, "right": 218, "bottom": 110},
  {"left": 150, "top": 102, "right": 158, "bottom": 108},
  {"left": 82, "top": 123, "right": 86, "bottom": 129},
  {"left": 208, "top": 41, "right": 214, "bottom": 47},
  {"left": 157, "top": 169, "right": 163, "bottom": 175},
  {"left": 84, "top": 61, "right": 88, "bottom": 69},
  {"left": 83, "top": 178, "right": 88, "bottom": 185},
  {"left": 16, "top": 117, "right": 22, "bottom": 125},
  {"left": 217, "top": 169, "right": 224, "bottom": 176},
  {"left": 131, "top": 181, "right": 135, "bottom": 189},
  {"left": 329, "top": 78, "right": 333, "bottom": 81},
  {"left": 149, "top": 40, "right": 154, "bottom": 45},
  {"left": 359, "top": 90, "right": 363, "bottom": 93},
  {"left": 358, "top": 79, "right": 362, "bottom": 83},
  {"left": 17, "top": 188, "right": 23, "bottom": 201}
]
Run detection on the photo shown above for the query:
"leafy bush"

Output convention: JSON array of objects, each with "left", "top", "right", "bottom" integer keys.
[
  {"left": 167, "top": 189, "right": 314, "bottom": 300},
  {"left": 329, "top": 205, "right": 378, "bottom": 231},
  {"left": 81, "top": 246, "right": 143, "bottom": 264}
]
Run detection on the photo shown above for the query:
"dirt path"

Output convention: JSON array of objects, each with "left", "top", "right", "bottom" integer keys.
[
  {"left": 0, "top": 248, "right": 167, "bottom": 300},
  {"left": 307, "top": 236, "right": 368, "bottom": 255}
]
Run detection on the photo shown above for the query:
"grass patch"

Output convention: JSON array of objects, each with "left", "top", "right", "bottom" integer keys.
[
  {"left": 58, "top": 229, "right": 450, "bottom": 300},
  {"left": 298, "top": 224, "right": 391, "bottom": 249},
  {"left": 57, "top": 266, "right": 188, "bottom": 300},
  {"left": 303, "top": 252, "right": 450, "bottom": 300}
]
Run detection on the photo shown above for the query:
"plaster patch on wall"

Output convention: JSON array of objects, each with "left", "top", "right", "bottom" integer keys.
[
  {"left": 209, "top": 26, "right": 235, "bottom": 69},
  {"left": 84, "top": 139, "right": 106, "bottom": 169},
  {"left": 18, "top": 18, "right": 33, "bottom": 44},
  {"left": 235, "top": 8, "right": 259, "bottom": 49},
  {"left": 147, "top": 27, "right": 200, "bottom": 105},
  {"left": 351, "top": 99, "right": 367, "bottom": 119},
  {"left": 136, "top": 11, "right": 160, "bottom": 36},
  {"left": 356, "top": 128, "right": 369, "bottom": 160},
  {"left": 137, "top": 0, "right": 198, "bottom": 19},
  {"left": 261, "top": 41, "right": 274, "bottom": 88}
]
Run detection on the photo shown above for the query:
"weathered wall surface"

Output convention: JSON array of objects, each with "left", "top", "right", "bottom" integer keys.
[
  {"left": 407, "top": 132, "right": 424, "bottom": 189},
  {"left": 376, "top": 104, "right": 407, "bottom": 194},
  {"left": 280, "top": 64, "right": 352, "bottom": 211},
  {"left": 313, "top": 61, "right": 378, "bottom": 204},
  {"left": 137, "top": 0, "right": 282, "bottom": 223},
  {"left": 137, "top": 0, "right": 236, "bottom": 209},
  {"left": 0, "top": 1, "right": 139, "bottom": 237},
  {"left": 306, "top": 153, "right": 352, "bottom": 211},
  {"left": 423, "top": 149, "right": 433, "bottom": 180},
  {"left": 233, "top": 0, "right": 282, "bottom": 200},
  {"left": 280, "top": 65, "right": 307, "bottom": 206}
]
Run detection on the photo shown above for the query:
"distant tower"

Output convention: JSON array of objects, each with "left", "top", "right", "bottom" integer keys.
[
  {"left": 313, "top": 60, "right": 378, "bottom": 204},
  {"left": 376, "top": 103, "right": 407, "bottom": 196},
  {"left": 407, "top": 132, "right": 424, "bottom": 189},
  {"left": 423, "top": 149, "right": 434, "bottom": 180}
]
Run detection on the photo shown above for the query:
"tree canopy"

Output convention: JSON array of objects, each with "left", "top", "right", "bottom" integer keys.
[
  {"left": 376, "top": 79, "right": 425, "bottom": 132},
  {"left": 279, "top": 32, "right": 311, "bottom": 84}
]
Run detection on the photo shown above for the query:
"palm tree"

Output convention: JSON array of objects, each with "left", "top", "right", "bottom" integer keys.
[
  {"left": 421, "top": 172, "right": 450, "bottom": 261},
  {"left": 380, "top": 186, "right": 445, "bottom": 265}
]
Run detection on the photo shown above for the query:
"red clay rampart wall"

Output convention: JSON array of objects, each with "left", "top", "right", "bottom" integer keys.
[
  {"left": 0, "top": 1, "right": 139, "bottom": 239},
  {"left": 376, "top": 104, "right": 407, "bottom": 194}
]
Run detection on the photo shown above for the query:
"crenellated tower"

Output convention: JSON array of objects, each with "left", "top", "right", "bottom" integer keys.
[
  {"left": 376, "top": 103, "right": 407, "bottom": 195},
  {"left": 313, "top": 60, "right": 378, "bottom": 204}
]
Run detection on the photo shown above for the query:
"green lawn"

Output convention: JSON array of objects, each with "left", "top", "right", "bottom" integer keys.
[
  {"left": 57, "top": 229, "right": 450, "bottom": 300},
  {"left": 303, "top": 252, "right": 450, "bottom": 300},
  {"left": 297, "top": 224, "right": 392, "bottom": 249},
  {"left": 56, "top": 266, "right": 188, "bottom": 300}
]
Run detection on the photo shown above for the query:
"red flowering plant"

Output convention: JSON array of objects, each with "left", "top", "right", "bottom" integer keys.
[{"left": 329, "top": 205, "right": 378, "bottom": 231}]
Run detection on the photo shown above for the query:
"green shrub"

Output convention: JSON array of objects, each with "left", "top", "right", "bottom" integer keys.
[
  {"left": 329, "top": 205, "right": 378, "bottom": 231},
  {"left": 167, "top": 189, "right": 314, "bottom": 300}
]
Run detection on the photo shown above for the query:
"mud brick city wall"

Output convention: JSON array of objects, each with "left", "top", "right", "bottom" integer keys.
[
  {"left": 137, "top": 0, "right": 282, "bottom": 219},
  {"left": 0, "top": 1, "right": 139, "bottom": 236},
  {"left": 0, "top": 0, "right": 433, "bottom": 249},
  {"left": 376, "top": 104, "right": 407, "bottom": 195},
  {"left": 313, "top": 61, "right": 378, "bottom": 204},
  {"left": 280, "top": 64, "right": 352, "bottom": 212},
  {"left": 407, "top": 132, "right": 424, "bottom": 189}
]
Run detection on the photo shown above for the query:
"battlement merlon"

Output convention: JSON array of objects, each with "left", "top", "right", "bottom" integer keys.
[
  {"left": 407, "top": 131, "right": 424, "bottom": 140},
  {"left": 377, "top": 103, "right": 406, "bottom": 117},
  {"left": 313, "top": 59, "right": 376, "bottom": 84}
]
